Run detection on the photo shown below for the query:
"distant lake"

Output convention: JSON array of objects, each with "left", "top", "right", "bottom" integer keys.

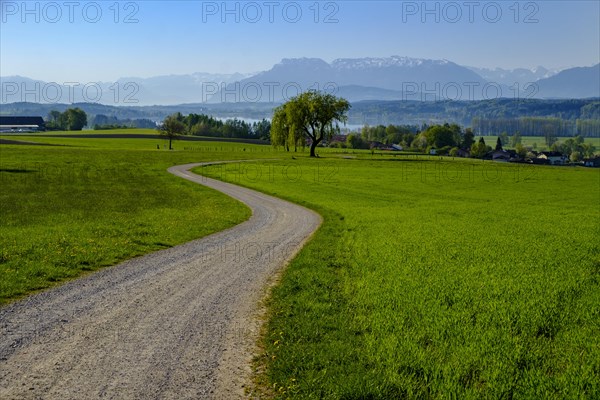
[{"left": 213, "top": 116, "right": 363, "bottom": 133}]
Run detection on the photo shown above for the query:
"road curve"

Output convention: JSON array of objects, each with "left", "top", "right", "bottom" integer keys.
[{"left": 0, "top": 162, "right": 322, "bottom": 399}]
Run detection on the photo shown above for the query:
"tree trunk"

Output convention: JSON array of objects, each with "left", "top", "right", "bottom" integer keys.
[
  {"left": 310, "top": 141, "right": 318, "bottom": 157},
  {"left": 169, "top": 137, "right": 172, "bottom": 150}
]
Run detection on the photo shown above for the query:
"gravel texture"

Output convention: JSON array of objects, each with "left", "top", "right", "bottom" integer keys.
[{"left": 0, "top": 162, "right": 321, "bottom": 399}]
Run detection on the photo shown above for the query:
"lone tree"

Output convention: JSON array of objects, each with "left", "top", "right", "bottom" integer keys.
[
  {"left": 64, "top": 108, "right": 87, "bottom": 131},
  {"left": 159, "top": 113, "right": 186, "bottom": 150},
  {"left": 495, "top": 136, "right": 503, "bottom": 151},
  {"left": 271, "top": 91, "right": 350, "bottom": 157}
]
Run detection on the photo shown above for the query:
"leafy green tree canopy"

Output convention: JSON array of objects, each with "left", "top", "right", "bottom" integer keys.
[
  {"left": 462, "top": 128, "right": 475, "bottom": 148},
  {"left": 46, "top": 108, "right": 87, "bottom": 131},
  {"left": 158, "top": 113, "right": 187, "bottom": 150},
  {"left": 271, "top": 91, "right": 350, "bottom": 157}
]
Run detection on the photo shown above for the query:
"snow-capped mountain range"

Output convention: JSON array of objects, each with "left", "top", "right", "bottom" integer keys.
[
  {"left": 1, "top": 57, "right": 598, "bottom": 105},
  {"left": 331, "top": 56, "right": 451, "bottom": 69}
]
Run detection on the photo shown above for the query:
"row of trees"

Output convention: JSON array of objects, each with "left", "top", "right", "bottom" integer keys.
[
  {"left": 46, "top": 109, "right": 158, "bottom": 131},
  {"left": 161, "top": 112, "right": 271, "bottom": 140},
  {"left": 342, "top": 123, "right": 477, "bottom": 154},
  {"left": 158, "top": 112, "right": 272, "bottom": 150},
  {"left": 349, "top": 99, "right": 599, "bottom": 127},
  {"left": 504, "top": 136, "right": 597, "bottom": 161},
  {"left": 550, "top": 135, "right": 597, "bottom": 160},
  {"left": 92, "top": 114, "right": 155, "bottom": 130},
  {"left": 423, "top": 131, "right": 596, "bottom": 160},
  {"left": 472, "top": 117, "right": 600, "bottom": 138},
  {"left": 46, "top": 108, "right": 88, "bottom": 131},
  {"left": 495, "top": 130, "right": 557, "bottom": 148},
  {"left": 346, "top": 122, "right": 598, "bottom": 160},
  {"left": 358, "top": 124, "right": 419, "bottom": 145}
]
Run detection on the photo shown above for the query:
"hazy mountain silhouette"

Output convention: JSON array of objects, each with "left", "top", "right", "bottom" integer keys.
[
  {"left": 534, "top": 64, "right": 600, "bottom": 99},
  {"left": 2, "top": 58, "right": 598, "bottom": 105}
]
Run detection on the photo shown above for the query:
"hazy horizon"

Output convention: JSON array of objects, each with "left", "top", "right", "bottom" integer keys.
[{"left": 3, "top": 56, "right": 596, "bottom": 82}]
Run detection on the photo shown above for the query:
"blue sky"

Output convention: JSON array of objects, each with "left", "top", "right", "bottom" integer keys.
[{"left": 1, "top": 1, "right": 599, "bottom": 82}]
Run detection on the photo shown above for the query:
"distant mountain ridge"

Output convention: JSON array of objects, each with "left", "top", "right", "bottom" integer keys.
[
  {"left": 534, "top": 64, "right": 600, "bottom": 99},
  {"left": 212, "top": 56, "right": 487, "bottom": 102},
  {"left": 0, "top": 73, "right": 251, "bottom": 106},
  {"left": 1, "top": 57, "right": 598, "bottom": 105},
  {"left": 466, "top": 65, "right": 560, "bottom": 86},
  {"left": 332, "top": 56, "right": 452, "bottom": 69}
]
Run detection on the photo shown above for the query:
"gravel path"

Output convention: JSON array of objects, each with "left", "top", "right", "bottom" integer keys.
[{"left": 0, "top": 162, "right": 321, "bottom": 399}]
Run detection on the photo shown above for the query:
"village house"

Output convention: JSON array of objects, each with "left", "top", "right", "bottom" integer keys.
[
  {"left": 537, "top": 151, "right": 568, "bottom": 165},
  {"left": 484, "top": 150, "right": 512, "bottom": 162},
  {"left": 488, "top": 149, "right": 519, "bottom": 162},
  {"left": 582, "top": 157, "right": 600, "bottom": 168}
]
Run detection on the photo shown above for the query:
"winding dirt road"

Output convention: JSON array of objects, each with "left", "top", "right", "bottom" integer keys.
[{"left": 0, "top": 162, "right": 321, "bottom": 399}]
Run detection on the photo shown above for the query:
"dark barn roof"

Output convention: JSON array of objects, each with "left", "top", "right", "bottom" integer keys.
[{"left": 0, "top": 116, "right": 45, "bottom": 127}]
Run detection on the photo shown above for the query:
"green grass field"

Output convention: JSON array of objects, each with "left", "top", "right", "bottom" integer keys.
[
  {"left": 0, "top": 136, "right": 280, "bottom": 303},
  {"left": 1, "top": 133, "right": 599, "bottom": 397},
  {"left": 197, "top": 157, "right": 600, "bottom": 398},
  {"left": 43, "top": 128, "right": 159, "bottom": 135}
]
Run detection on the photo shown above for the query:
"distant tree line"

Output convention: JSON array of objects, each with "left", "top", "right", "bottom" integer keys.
[
  {"left": 511, "top": 135, "right": 597, "bottom": 161},
  {"left": 45, "top": 110, "right": 158, "bottom": 131},
  {"left": 411, "top": 123, "right": 477, "bottom": 155},
  {"left": 344, "top": 123, "right": 475, "bottom": 155},
  {"left": 92, "top": 114, "right": 156, "bottom": 130},
  {"left": 349, "top": 99, "right": 600, "bottom": 127},
  {"left": 472, "top": 117, "right": 600, "bottom": 138},
  {"left": 342, "top": 122, "right": 598, "bottom": 161},
  {"left": 11, "top": 98, "right": 598, "bottom": 130},
  {"left": 551, "top": 136, "right": 597, "bottom": 161},
  {"left": 170, "top": 112, "right": 271, "bottom": 140},
  {"left": 157, "top": 112, "right": 272, "bottom": 149},
  {"left": 358, "top": 124, "right": 419, "bottom": 145},
  {"left": 46, "top": 108, "right": 87, "bottom": 131}
]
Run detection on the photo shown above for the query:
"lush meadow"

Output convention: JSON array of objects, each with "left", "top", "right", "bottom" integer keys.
[
  {"left": 198, "top": 156, "right": 600, "bottom": 398},
  {"left": 0, "top": 135, "right": 278, "bottom": 303},
  {"left": 1, "top": 133, "right": 598, "bottom": 398}
]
